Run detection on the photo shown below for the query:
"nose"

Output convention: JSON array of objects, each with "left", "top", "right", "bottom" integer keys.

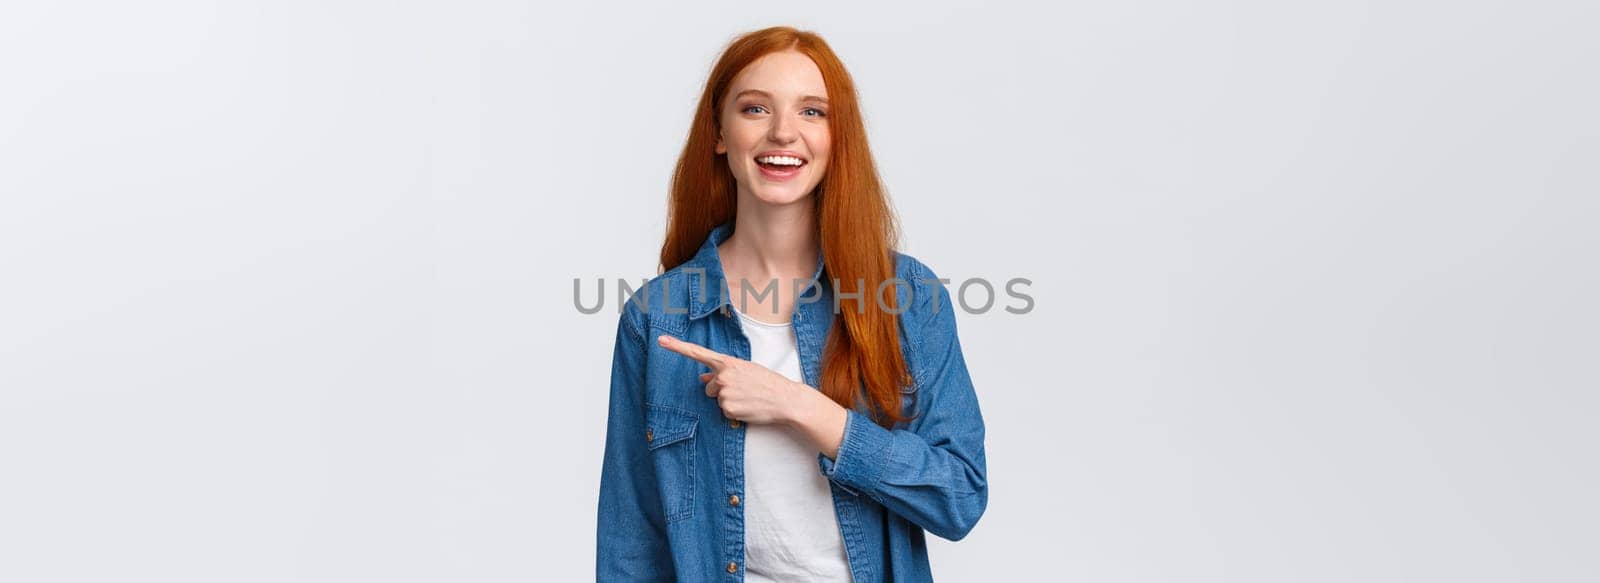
[{"left": 766, "top": 111, "right": 798, "bottom": 145}]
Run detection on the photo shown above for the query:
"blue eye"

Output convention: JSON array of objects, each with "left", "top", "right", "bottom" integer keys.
[
  {"left": 802, "top": 107, "right": 827, "bottom": 117},
  {"left": 742, "top": 105, "right": 768, "bottom": 114}
]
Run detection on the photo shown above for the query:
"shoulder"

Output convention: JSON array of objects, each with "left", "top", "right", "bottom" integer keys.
[
  {"left": 890, "top": 251, "right": 958, "bottom": 332},
  {"left": 892, "top": 251, "right": 946, "bottom": 286},
  {"left": 616, "top": 264, "right": 703, "bottom": 341},
  {"left": 891, "top": 250, "right": 951, "bottom": 304}
]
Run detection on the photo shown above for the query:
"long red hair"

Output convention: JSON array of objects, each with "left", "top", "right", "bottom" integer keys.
[{"left": 658, "top": 26, "right": 913, "bottom": 428}]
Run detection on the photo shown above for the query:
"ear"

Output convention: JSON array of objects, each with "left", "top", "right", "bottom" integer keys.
[{"left": 714, "top": 129, "right": 726, "bottom": 155}]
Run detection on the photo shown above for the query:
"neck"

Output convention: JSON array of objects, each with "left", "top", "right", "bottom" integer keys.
[{"left": 719, "top": 192, "right": 819, "bottom": 284}]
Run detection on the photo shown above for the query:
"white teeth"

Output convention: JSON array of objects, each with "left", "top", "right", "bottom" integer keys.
[{"left": 757, "top": 155, "right": 805, "bottom": 166}]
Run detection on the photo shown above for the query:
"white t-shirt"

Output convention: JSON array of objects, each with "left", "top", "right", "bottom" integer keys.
[{"left": 732, "top": 304, "right": 854, "bottom": 582}]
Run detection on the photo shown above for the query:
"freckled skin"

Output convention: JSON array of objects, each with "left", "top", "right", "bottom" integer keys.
[{"left": 714, "top": 50, "right": 832, "bottom": 207}]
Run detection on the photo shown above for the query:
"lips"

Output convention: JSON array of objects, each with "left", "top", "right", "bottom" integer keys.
[{"left": 754, "top": 151, "right": 807, "bottom": 181}]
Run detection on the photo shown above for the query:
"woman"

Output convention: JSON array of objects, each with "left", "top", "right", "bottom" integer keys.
[{"left": 597, "top": 26, "right": 987, "bottom": 582}]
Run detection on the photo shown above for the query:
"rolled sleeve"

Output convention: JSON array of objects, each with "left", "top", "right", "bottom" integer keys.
[{"left": 817, "top": 408, "right": 898, "bottom": 498}]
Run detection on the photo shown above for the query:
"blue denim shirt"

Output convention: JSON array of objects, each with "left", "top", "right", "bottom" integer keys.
[{"left": 597, "top": 222, "right": 988, "bottom": 581}]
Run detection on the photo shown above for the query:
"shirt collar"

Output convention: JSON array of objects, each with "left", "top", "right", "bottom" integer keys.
[{"left": 681, "top": 220, "right": 827, "bottom": 320}]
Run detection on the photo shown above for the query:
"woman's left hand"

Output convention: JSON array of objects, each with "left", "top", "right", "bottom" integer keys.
[{"left": 657, "top": 334, "right": 805, "bottom": 425}]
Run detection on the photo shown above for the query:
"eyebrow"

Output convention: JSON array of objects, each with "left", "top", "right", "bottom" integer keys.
[{"left": 734, "top": 89, "right": 829, "bottom": 104}]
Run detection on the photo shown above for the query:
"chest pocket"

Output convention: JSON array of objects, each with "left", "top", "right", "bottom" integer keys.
[{"left": 645, "top": 403, "right": 698, "bottom": 523}]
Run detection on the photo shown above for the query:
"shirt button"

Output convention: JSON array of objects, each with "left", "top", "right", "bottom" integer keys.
[
  {"left": 729, "top": 419, "right": 741, "bottom": 428},
  {"left": 726, "top": 562, "right": 738, "bottom": 574},
  {"left": 729, "top": 494, "right": 740, "bottom": 506},
  {"left": 645, "top": 428, "right": 653, "bottom": 442}
]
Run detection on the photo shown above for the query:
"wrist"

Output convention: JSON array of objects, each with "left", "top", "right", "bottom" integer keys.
[
  {"left": 786, "top": 382, "right": 849, "bottom": 460},
  {"left": 784, "top": 381, "right": 827, "bottom": 428}
]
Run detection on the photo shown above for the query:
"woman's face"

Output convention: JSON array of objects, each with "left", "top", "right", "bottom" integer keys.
[{"left": 716, "top": 50, "right": 831, "bottom": 207}]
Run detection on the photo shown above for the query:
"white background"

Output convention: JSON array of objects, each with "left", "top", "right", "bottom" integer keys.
[{"left": 2, "top": 1, "right": 1596, "bottom": 581}]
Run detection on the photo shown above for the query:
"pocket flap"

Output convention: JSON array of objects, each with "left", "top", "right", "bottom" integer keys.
[{"left": 644, "top": 404, "right": 698, "bottom": 450}]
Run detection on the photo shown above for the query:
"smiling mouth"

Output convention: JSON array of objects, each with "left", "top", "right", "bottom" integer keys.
[{"left": 755, "top": 155, "right": 807, "bottom": 171}]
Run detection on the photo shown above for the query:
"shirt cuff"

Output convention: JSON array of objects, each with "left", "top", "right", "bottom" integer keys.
[{"left": 816, "top": 408, "right": 895, "bottom": 498}]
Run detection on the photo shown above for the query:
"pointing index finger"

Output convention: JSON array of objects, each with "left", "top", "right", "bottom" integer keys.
[{"left": 657, "top": 335, "right": 727, "bottom": 368}]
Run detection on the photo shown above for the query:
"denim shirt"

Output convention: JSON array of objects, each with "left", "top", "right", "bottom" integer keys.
[{"left": 597, "top": 222, "right": 988, "bottom": 582}]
